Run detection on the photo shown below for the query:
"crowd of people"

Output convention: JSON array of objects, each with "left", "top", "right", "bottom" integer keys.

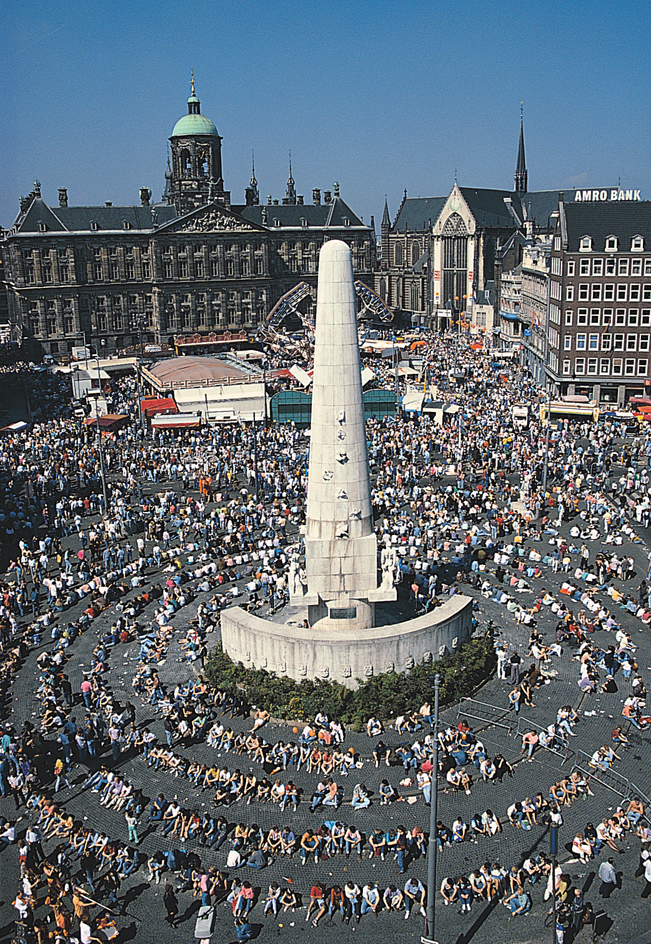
[{"left": 1, "top": 333, "right": 650, "bottom": 943}]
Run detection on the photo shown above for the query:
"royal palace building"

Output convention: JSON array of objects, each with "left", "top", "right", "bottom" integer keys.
[{"left": 0, "top": 81, "right": 375, "bottom": 357}]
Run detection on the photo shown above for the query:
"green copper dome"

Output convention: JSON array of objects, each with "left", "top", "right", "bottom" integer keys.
[
  {"left": 171, "top": 81, "right": 218, "bottom": 137},
  {"left": 171, "top": 112, "right": 218, "bottom": 137}
]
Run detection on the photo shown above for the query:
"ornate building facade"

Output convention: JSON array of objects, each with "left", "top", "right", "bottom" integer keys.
[{"left": 0, "top": 83, "right": 375, "bottom": 356}]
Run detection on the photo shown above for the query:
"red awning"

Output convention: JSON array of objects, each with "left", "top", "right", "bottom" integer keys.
[{"left": 141, "top": 397, "right": 178, "bottom": 418}]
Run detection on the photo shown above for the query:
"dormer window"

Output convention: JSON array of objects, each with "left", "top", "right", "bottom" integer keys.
[
  {"left": 301, "top": 218, "right": 308, "bottom": 228},
  {"left": 123, "top": 220, "right": 132, "bottom": 230},
  {"left": 37, "top": 221, "right": 47, "bottom": 232},
  {"left": 90, "top": 221, "right": 99, "bottom": 231},
  {"left": 274, "top": 219, "right": 281, "bottom": 227},
  {"left": 631, "top": 235, "right": 644, "bottom": 251},
  {"left": 343, "top": 218, "right": 350, "bottom": 227},
  {"left": 605, "top": 235, "right": 618, "bottom": 251},
  {"left": 579, "top": 235, "right": 593, "bottom": 252}
]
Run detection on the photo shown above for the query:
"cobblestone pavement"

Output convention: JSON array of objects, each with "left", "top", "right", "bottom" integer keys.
[{"left": 0, "top": 449, "right": 650, "bottom": 944}]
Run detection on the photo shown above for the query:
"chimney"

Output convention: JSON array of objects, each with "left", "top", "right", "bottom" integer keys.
[
  {"left": 58, "top": 188, "right": 68, "bottom": 207},
  {"left": 324, "top": 190, "right": 332, "bottom": 205},
  {"left": 312, "top": 188, "right": 321, "bottom": 205},
  {"left": 140, "top": 187, "right": 151, "bottom": 206},
  {"left": 297, "top": 195, "right": 304, "bottom": 205}
]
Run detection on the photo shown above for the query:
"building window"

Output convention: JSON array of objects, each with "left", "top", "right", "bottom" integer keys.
[
  {"left": 578, "top": 284, "right": 589, "bottom": 300},
  {"left": 600, "top": 358, "right": 610, "bottom": 374},
  {"left": 226, "top": 259, "right": 234, "bottom": 277},
  {"left": 59, "top": 264, "right": 69, "bottom": 282},
  {"left": 605, "top": 258, "right": 616, "bottom": 276},
  {"left": 644, "top": 285, "right": 651, "bottom": 301},
  {"left": 562, "top": 359, "right": 571, "bottom": 375},
  {"left": 639, "top": 334, "right": 650, "bottom": 352},
  {"left": 554, "top": 237, "right": 561, "bottom": 251},
  {"left": 643, "top": 310, "right": 651, "bottom": 326},
  {"left": 631, "top": 259, "right": 642, "bottom": 276},
  {"left": 577, "top": 309, "right": 588, "bottom": 325},
  {"left": 629, "top": 309, "right": 639, "bottom": 326},
  {"left": 638, "top": 358, "right": 649, "bottom": 375},
  {"left": 394, "top": 243, "right": 403, "bottom": 266},
  {"left": 42, "top": 260, "right": 52, "bottom": 283},
  {"left": 576, "top": 333, "right": 587, "bottom": 350},
  {"left": 566, "top": 285, "right": 574, "bottom": 301},
  {"left": 591, "top": 284, "right": 602, "bottom": 301},
  {"left": 93, "top": 264, "right": 103, "bottom": 280},
  {"left": 604, "top": 284, "right": 615, "bottom": 300},
  {"left": 601, "top": 334, "right": 612, "bottom": 351},
  {"left": 616, "top": 284, "right": 627, "bottom": 301},
  {"left": 566, "top": 260, "right": 575, "bottom": 276},
  {"left": 142, "top": 260, "right": 150, "bottom": 279},
  {"left": 612, "top": 358, "right": 623, "bottom": 376},
  {"left": 618, "top": 258, "right": 629, "bottom": 276},
  {"left": 590, "top": 309, "right": 600, "bottom": 325},
  {"left": 613, "top": 333, "right": 624, "bottom": 351},
  {"left": 579, "top": 258, "right": 590, "bottom": 276},
  {"left": 256, "top": 257, "right": 264, "bottom": 275},
  {"left": 625, "top": 358, "right": 636, "bottom": 376},
  {"left": 587, "top": 358, "right": 598, "bottom": 375},
  {"left": 589, "top": 334, "right": 599, "bottom": 350},
  {"left": 110, "top": 263, "right": 119, "bottom": 280},
  {"left": 630, "top": 284, "right": 641, "bottom": 301},
  {"left": 580, "top": 236, "right": 592, "bottom": 252},
  {"left": 605, "top": 236, "right": 618, "bottom": 251},
  {"left": 592, "top": 259, "right": 603, "bottom": 276},
  {"left": 602, "top": 309, "right": 613, "bottom": 325},
  {"left": 179, "top": 259, "right": 188, "bottom": 278},
  {"left": 645, "top": 260, "right": 651, "bottom": 276},
  {"left": 125, "top": 261, "right": 135, "bottom": 280},
  {"left": 564, "top": 336, "right": 572, "bottom": 350},
  {"left": 615, "top": 309, "right": 626, "bottom": 325},
  {"left": 195, "top": 259, "right": 204, "bottom": 278},
  {"left": 575, "top": 358, "right": 585, "bottom": 374},
  {"left": 564, "top": 310, "right": 573, "bottom": 326},
  {"left": 626, "top": 334, "right": 637, "bottom": 352}
]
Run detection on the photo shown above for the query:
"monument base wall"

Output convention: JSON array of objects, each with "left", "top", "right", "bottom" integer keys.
[{"left": 221, "top": 595, "right": 473, "bottom": 688}]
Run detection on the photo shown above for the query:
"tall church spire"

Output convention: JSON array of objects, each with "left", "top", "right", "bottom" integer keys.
[
  {"left": 381, "top": 195, "right": 390, "bottom": 227},
  {"left": 515, "top": 104, "right": 527, "bottom": 196}
]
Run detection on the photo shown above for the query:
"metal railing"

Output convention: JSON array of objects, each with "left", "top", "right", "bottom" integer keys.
[
  {"left": 456, "top": 697, "right": 515, "bottom": 735},
  {"left": 515, "top": 714, "right": 575, "bottom": 765}
]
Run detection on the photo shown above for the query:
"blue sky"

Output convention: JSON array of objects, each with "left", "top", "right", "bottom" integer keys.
[{"left": 2, "top": 0, "right": 650, "bottom": 229}]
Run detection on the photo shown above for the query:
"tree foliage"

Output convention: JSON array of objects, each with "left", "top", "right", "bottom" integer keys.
[{"left": 204, "top": 636, "right": 496, "bottom": 730}]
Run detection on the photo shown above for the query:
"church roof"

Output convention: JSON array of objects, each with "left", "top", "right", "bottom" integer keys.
[
  {"left": 458, "top": 188, "right": 518, "bottom": 228},
  {"left": 392, "top": 197, "right": 446, "bottom": 232}
]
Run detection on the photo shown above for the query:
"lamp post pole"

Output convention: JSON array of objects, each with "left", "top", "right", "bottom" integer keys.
[
  {"left": 550, "top": 824, "right": 559, "bottom": 944},
  {"left": 541, "top": 291, "right": 552, "bottom": 493},
  {"left": 253, "top": 412, "right": 259, "bottom": 504},
  {"left": 423, "top": 673, "right": 440, "bottom": 944}
]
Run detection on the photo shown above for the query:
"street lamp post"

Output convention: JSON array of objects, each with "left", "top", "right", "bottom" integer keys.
[
  {"left": 88, "top": 388, "right": 109, "bottom": 515},
  {"left": 423, "top": 673, "right": 441, "bottom": 944},
  {"left": 252, "top": 412, "right": 259, "bottom": 504}
]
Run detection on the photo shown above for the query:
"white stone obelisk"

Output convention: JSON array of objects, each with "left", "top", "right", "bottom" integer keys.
[{"left": 302, "top": 239, "right": 395, "bottom": 632}]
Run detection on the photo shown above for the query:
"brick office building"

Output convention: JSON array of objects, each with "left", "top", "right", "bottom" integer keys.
[{"left": 547, "top": 197, "right": 651, "bottom": 406}]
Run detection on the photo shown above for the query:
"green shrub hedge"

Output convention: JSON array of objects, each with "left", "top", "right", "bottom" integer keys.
[{"left": 204, "top": 636, "right": 496, "bottom": 731}]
